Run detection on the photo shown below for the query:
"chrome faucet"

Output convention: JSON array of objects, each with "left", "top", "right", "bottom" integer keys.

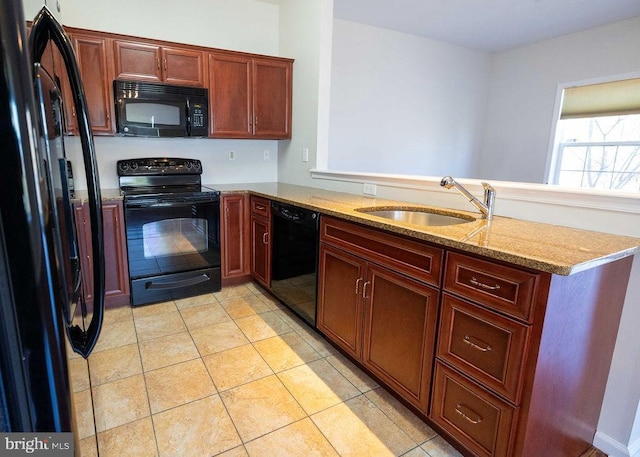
[{"left": 440, "top": 176, "right": 496, "bottom": 220}]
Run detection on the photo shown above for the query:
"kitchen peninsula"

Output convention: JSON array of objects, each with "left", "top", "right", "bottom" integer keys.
[{"left": 211, "top": 181, "right": 638, "bottom": 457}]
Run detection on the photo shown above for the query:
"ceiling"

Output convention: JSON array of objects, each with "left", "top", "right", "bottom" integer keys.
[{"left": 264, "top": 0, "right": 640, "bottom": 53}]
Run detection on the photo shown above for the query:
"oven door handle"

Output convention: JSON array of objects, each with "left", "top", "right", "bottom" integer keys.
[{"left": 145, "top": 273, "right": 211, "bottom": 290}]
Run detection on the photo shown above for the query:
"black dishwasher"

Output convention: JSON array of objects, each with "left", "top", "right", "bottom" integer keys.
[{"left": 271, "top": 201, "right": 320, "bottom": 326}]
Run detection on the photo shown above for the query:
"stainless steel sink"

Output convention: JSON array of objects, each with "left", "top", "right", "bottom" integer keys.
[{"left": 356, "top": 207, "right": 474, "bottom": 226}]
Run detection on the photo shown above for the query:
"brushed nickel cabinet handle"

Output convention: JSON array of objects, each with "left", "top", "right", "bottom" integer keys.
[
  {"left": 163, "top": 58, "right": 167, "bottom": 73},
  {"left": 255, "top": 204, "right": 265, "bottom": 211},
  {"left": 262, "top": 232, "right": 269, "bottom": 244},
  {"left": 455, "top": 404, "right": 483, "bottom": 424},
  {"left": 469, "top": 276, "right": 501, "bottom": 291},
  {"left": 362, "top": 281, "right": 371, "bottom": 299},
  {"left": 156, "top": 58, "right": 160, "bottom": 71},
  {"left": 463, "top": 335, "right": 492, "bottom": 352},
  {"left": 355, "top": 278, "right": 363, "bottom": 295}
]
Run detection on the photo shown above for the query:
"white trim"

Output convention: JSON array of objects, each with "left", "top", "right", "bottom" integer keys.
[
  {"left": 309, "top": 168, "right": 640, "bottom": 214},
  {"left": 594, "top": 430, "right": 637, "bottom": 457}
]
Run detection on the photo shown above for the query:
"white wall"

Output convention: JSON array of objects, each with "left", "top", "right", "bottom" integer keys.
[
  {"left": 65, "top": 137, "right": 278, "bottom": 190},
  {"left": 61, "top": 0, "right": 279, "bottom": 55},
  {"left": 481, "top": 16, "right": 640, "bottom": 183},
  {"left": 59, "top": 0, "right": 282, "bottom": 190},
  {"left": 277, "top": 0, "right": 334, "bottom": 186},
  {"left": 328, "top": 20, "right": 491, "bottom": 178}
]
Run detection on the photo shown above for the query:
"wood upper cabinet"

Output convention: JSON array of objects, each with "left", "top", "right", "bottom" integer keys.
[
  {"left": 69, "top": 32, "right": 114, "bottom": 134},
  {"left": 221, "top": 194, "right": 250, "bottom": 280},
  {"left": 317, "top": 216, "right": 442, "bottom": 411},
  {"left": 250, "top": 196, "right": 271, "bottom": 288},
  {"left": 113, "top": 40, "right": 206, "bottom": 87},
  {"left": 208, "top": 52, "right": 292, "bottom": 139},
  {"left": 74, "top": 200, "right": 130, "bottom": 308}
]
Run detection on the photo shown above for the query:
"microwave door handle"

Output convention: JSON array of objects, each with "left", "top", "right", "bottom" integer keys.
[
  {"left": 30, "top": 7, "right": 106, "bottom": 358},
  {"left": 186, "top": 100, "right": 191, "bottom": 136}
]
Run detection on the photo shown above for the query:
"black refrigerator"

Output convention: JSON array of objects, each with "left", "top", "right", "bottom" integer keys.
[{"left": 0, "top": 0, "right": 105, "bottom": 434}]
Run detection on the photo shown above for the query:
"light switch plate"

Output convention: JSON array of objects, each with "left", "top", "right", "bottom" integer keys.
[{"left": 302, "top": 148, "right": 309, "bottom": 163}]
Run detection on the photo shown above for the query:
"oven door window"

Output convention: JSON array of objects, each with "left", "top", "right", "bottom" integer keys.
[
  {"left": 143, "top": 218, "right": 208, "bottom": 257},
  {"left": 125, "top": 201, "right": 220, "bottom": 279}
]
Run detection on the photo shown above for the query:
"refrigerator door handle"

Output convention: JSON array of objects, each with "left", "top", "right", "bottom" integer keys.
[{"left": 29, "top": 6, "right": 105, "bottom": 358}]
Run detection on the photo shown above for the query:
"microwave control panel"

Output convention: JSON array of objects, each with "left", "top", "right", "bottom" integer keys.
[{"left": 192, "top": 103, "right": 205, "bottom": 128}]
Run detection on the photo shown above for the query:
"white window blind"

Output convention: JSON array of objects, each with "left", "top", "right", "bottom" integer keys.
[{"left": 561, "top": 77, "right": 640, "bottom": 119}]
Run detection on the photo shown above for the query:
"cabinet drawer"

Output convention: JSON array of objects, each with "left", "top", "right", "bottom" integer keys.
[
  {"left": 444, "top": 252, "right": 540, "bottom": 322},
  {"left": 250, "top": 196, "right": 270, "bottom": 219},
  {"left": 437, "top": 294, "right": 529, "bottom": 403},
  {"left": 431, "top": 362, "right": 516, "bottom": 457},
  {"left": 320, "top": 216, "right": 443, "bottom": 287}
]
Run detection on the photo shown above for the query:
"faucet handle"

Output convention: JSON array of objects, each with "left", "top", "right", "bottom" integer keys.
[{"left": 481, "top": 182, "right": 496, "bottom": 220}]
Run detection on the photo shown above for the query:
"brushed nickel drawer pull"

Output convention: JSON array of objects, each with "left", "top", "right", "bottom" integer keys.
[
  {"left": 463, "top": 335, "right": 492, "bottom": 352},
  {"left": 469, "top": 276, "right": 501, "bottom": 291},
  {"left": 255, "top": 204, "right": 266, "bottom": 211},
  {"left": 355, "top": 278, "right": 363, "bottom": 295},
  {"left": 455, "top": 403, "right": 483, "bottom": 424}
]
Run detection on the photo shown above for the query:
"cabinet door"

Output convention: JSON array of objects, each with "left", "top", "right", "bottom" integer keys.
[
  {"left": 74, "top": 203, "right": 93, "bottom": 303},
  {"left": 221, "top": 194, "right": 250, "bottom": 279},
  {"left": 71, "top": 33, "right": 114, "bottom": 134},
  {"left": 251, "top": 215, "right": 271, "bottom": 288},
  {"left": 208, "top": 52, "right": 253, "bottom": 138},
  {"left": 113, "top": 40, "right": 162, "bottom": 83},
  {"left": 74, "top": 201, "right": 130, "bottom": 307},
  {"left": 317, "top": 243, "right": 366, "bottom": 360},
  {"left": 101, "top": 201, "right": 130, "bottom": 306},
  {"left": 253, "top": 58, "right": 292, "bottom": 139},
  {"left": 162, "top": 46, "right": 206, "bottom": 87},
  {"left": 362, "top": 263, "right": 439, "bottom": 411}
]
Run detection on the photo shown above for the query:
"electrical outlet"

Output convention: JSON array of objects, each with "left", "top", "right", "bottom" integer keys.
[
  {"left": 228, "top": 150, "right": 235, "bottom": 160},
  {"left": 263, "top": 150, "right": 270, "bottom": 160},
  {"left": 302, "top": 148, "right": 309, "bottom": 163},
  {"left": 363, "top": 183, "right": 377, "bottom": 195}
]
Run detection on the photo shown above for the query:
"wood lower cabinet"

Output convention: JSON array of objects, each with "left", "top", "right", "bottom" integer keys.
[
  {"left": 317, "top": 216, "right": 442, "bottom": 411},
  {"left": 113, "top": 39, "right": 206, "bottom": 87},
  {"left": 208, "top": 51, "right": 293, "bottom": 139},
  {"left": 250, "top": 196, "right": 271, "bottom": 288},
  {"left": 431, "top": 251, "right": 633, "bottom": 457},
  {"left": 317, "top": 215, "right": 634, "bottom": 457},
  {"left": 75, "top": 200, "right": 130, "bottom": 307},
  {"left": 221, "top": 194, "right": 250, "bottom": 280}
]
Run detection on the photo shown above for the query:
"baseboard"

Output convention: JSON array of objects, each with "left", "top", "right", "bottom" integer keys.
[{"left": 594, "top": 431, "right": 639, "bottom": 457}]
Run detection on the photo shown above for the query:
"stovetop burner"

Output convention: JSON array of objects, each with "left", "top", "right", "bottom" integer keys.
[{"left": 117, "top": 158, "right": 218, "bottom": 200}]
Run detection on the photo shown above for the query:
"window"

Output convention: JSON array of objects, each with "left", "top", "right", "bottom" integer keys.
[{"left": 550, "top": 78, "right": 640, "bottom": 192}]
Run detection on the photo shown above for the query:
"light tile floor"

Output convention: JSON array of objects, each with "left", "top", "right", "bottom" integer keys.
[{"left": 68, "top": 282, "right": 463, "bottom": 457}]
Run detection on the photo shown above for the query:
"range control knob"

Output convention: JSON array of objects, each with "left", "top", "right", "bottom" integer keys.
[
  {"left": 193, "top": 161, "right": 201, "bottom": 171},
  {"left": 118, "top": 162, "right": 129, "bottom": 172},
  {"left": 185, "top": 161, "right": 193, "bottom": 169},
  {"left": 130, "top": 162, "right": 138, "bottom": 170}
]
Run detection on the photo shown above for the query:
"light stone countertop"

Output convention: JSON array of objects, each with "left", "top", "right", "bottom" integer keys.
[{"left": 210, "top": 182, "right": 640, "bottom": 276}]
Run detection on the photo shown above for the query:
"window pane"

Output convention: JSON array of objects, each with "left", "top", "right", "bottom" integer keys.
[{"left": 552, "top": 114, "right": 640, "bottom": 192}]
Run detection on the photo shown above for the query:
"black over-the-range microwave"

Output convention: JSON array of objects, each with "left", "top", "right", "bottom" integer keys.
[{"left": 114, "top": 80, "right": 208, "bottom": 137}]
